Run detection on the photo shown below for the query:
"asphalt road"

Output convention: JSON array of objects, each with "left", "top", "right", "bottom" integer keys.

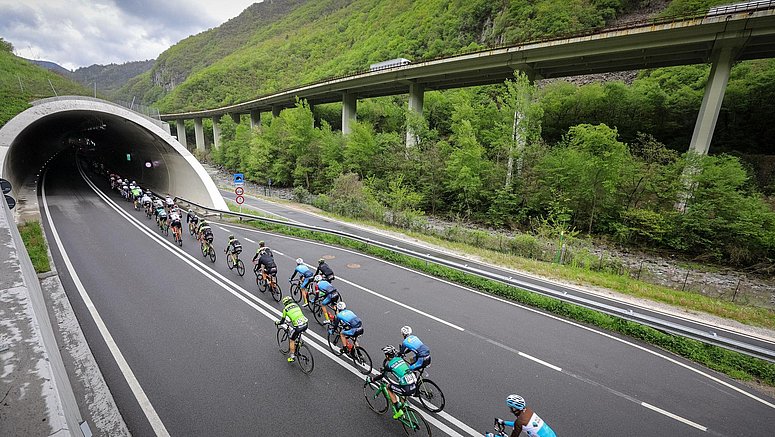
[
  {"left": 39, "top": 152, "right": 775, "bottom": 436},
  {"left": 219, "top": 187, "right": 775, "bottom": 360}
]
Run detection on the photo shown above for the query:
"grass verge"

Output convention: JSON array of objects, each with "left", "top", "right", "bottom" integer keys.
[
  {"left": 225, "top": 203, "right": 775, "bottom": 387},
  {"left": 18, "top": 221, "right": 51, "bottom": 273}
]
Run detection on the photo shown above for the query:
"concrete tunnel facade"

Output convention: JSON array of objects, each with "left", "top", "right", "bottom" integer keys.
[{"left": 0, "top": 97, "right": 227, "bottom": 212}]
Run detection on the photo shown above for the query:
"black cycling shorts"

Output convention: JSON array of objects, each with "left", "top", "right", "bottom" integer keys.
[
  {"left": 290, "top": 323, "right": 307, "bottom": 341},
  {"left": 389, "top": 382, "right": 417, "bottom": 397},
  {"left": 171, "top": 220, "right": 182, "bottom": 229}
]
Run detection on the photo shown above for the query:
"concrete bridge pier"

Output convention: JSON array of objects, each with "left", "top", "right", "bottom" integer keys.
[
  {"left": 212, "top": 115, "right": 222, "bottom": 149},
  {"left": 229, "top": 113, "right": 240, "bottom": 124},
  {"left": 194, "top": 117, "right": 207, "bottom": 152},
  {"left": 342, "top": 92, "right": 357, "bottom": 134},
  {"left": 406, "top": 83, "right": 424, "bottom": 146},
  {"left": 689, "top": 46, "right": 735, "bottom": 155},
  {"left": 175, "top": 119, "right": 188, "bottom": 150},
  {"left": 250, "top": 110, "right": 261, "bottom": 129},
  {"left": 271, "top": 106, "right": 281, "bottom": 118}
]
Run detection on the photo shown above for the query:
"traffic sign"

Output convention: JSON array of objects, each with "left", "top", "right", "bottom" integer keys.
[
  {"left": 235, "top": 195, "right": 245, "bottom": 205},
  {"left": 233, "top": 173, "right": 244, "bottom": 185},
  {"left": 4, "top": 195, "right": 15, "bottom": 210},
  {"left": 235, "top": 186, "right": 244, "bottom": 196},
  {"left": 0, "top": 178, "right": 11, "bottom": 194}
]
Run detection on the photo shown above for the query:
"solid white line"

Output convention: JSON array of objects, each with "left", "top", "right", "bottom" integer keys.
[
  {"left": 244, "top": 237, "right": 255, "bottom": 243},
  {"left": 42, "top": 171, "right": 171, "bottom": 437},
  {"left": 518, "top": 352, "right": 562, "bottom": 372},
  {"left": 641, "top": 402, "right": 707, "bottom": 431},
  {"left": 218, "top": 221, "right": 775, "bottom": 410},
  {"left": 82, "top": 169, "right": 470, "bottom": 437}
]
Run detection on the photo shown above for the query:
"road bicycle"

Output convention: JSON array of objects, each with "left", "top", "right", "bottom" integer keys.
[
  {"left": 189, "top": 221, "right": 197, "bottom": 236},
  {"left": 276, "top": 322, "right": 314, "bottom": 374},
  {"left": 254, "top": 263, "right": 282, "bottom": 302},
  {"left": 363, "top": 379, "right": 432, "bottom": 436},
  {"left": 484, "top": 418, "right": 509, "bottom": 437},
  {"left": 200, "top": 239, "right": 216, "bottom": 263},
  {"left": 144, "top": 204, "right": 153, "bottom": 219},
  {"left": 406, "top": 360, "right": 445, "bottom": 413},
  {"left": 289, "top": 278, "right": 314, "bottom": 307},
  {"left": 326, "top": 324, "right": 372, "bottom": 375},
  {"left": 308, "top": 294, "right": 336, "bottom": 326},
  {"left": 225, "top": 247, "right": 245, "bottom": 276}
]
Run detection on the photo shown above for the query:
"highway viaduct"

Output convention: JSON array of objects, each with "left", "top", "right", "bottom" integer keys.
[{"left": 160, "top": 2, "right": 775, "bottom": 153}]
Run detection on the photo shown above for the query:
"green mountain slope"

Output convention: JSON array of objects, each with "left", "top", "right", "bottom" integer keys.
[{"left": 0, "top": 40, "right": 91, "bottom": 127}]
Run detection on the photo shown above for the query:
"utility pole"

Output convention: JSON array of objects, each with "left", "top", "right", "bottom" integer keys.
[{"left": 48, "top": 78, "right": 58, "bottom": 96}]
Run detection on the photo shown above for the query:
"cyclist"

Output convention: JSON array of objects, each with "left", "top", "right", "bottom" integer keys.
[
  {"left": 328, "top": 301, "right": 363, "bottom": 355},
  {"left": 256, "top": 240, "right": 273, "bottom": 257},
  {"left": 169, "top": 208, "right": 183, "bottom": 238},
  {"left": 198, "top": 220, "right": 214, "bottom": 246},
  {"left": 252, "top": 242, "right": 277, "bottom": 278},
  {"left": 491, "top": 395, "right": 557, "bottom": 437},
  {"left": 131, "top": 184, "right": 142, "bottom": 201},
  {"left": 289, "top": 258, "right": 314, "bottom": 304},
  {"left": 186, "top": 208, "right": 197, "bottom": 224},
  {"left": 141, "top": 191, "right": 152, "bottom": 212},
  {"left": 156, "top": 206, "right": 168, "bottom": 229},
  {"left": 224, "top": 234, "right": 242, "bottom": 258},
  {"left": 314, "top": 258, "right": 335, "bottom": 282},
  {"left": 153, "top": 197, "right": 165, "bottom": 220},
  {"left": 399, "top": 326, "right": 431, "bottom": 374},
  {"left": 165, "top": 195, "right": 174, "bottom": 209},
  {"left": 367, "top": 345, "right": 417, "bottom": 420},
  {"left": 310, "top": 275, "right": 339, "bottom": 307},
  {"left": 274, "top": 296, "right": 308, "bottom": 363}
]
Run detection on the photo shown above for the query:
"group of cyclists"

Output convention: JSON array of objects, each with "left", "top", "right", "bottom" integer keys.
[{"left": 103, "top": 170, "right": 556, "bottom": 436}]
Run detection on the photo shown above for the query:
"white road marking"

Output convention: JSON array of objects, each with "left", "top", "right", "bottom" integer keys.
[
  {"left": 244, "top": 238, "right": 255, "bottom": 243},
  {"left": 81, "top": 169, "right": 471, "bottom": 437},
  {"left": 43, "top": 171, "right": 171, "bottom": 437},
  {"left": 642, "top": 403, "right": 707, "bottom": 432},
  {"left": 518, "top": 352, "right": 562, "bottom": 372}
]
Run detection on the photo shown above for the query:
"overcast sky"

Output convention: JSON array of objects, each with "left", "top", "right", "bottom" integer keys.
[{"left": 0, "top": 0, "right": 258, "bottom": 70}]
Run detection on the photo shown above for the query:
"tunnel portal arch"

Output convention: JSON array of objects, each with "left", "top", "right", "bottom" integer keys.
[{"left": 0, "top": 96, "right": 227, "bottom": 210}]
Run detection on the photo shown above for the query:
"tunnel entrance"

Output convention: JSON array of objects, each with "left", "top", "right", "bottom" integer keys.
[{"left": 0, "top": 97, "right": 227, "bottom": 220}]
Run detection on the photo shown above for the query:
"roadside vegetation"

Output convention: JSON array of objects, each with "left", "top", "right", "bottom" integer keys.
[
  {"left": 18, "top": 221, "right": 51, "bottom": 273},
  {"left": 225, "top": 202, "right": 775, "bottom": 388},
  {"left": 0, "top": 38, "right": 90, "bottom": 127}
]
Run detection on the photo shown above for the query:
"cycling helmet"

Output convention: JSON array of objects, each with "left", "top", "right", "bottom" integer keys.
[
  {"left": 228, "top": 235, "right": 235, "bottom": 240},
  {"left": 400, "top": 326, "right": 412, "bottom": 336},
  {"left": 281, "top": 296, "right": 293, "bottom": 306},
  {"left": 318, "top": 258, "right": 325, "bottom": 265},
  {"left": 259, "top": 241, "right": 265, "bottom": 247},
  {"left": 382, "top": 345, "right": 398, "bottom": 358},
  {"left": 188, "top": 208, "right": 192, "bottom": 213},
  {"left": 295, "top": 258, "right": 303, "bottom": 265},
  {"left": 336, "top": 301, "right": 346, "bottom": 311},
  {"left": 314, "top": 275, "right": 322, "bottom": 282},
  {"left": 506, "top": 394, "right": 526, "bottom": 411}
]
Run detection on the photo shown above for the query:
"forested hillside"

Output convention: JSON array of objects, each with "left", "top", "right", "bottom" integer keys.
[
  {"left": 70, "top": 60, "right": 155, "bottom": 97},
  {"left": 0, "top": 38, "right": 90, "bottom": 126},
  {"left": 118, "top": 0, "right": 775, "bottom": 266}
]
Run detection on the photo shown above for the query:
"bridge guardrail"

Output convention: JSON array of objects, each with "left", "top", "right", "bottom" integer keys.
[{"left": 171, "top": 194, "right": 775, "bottom": 363}]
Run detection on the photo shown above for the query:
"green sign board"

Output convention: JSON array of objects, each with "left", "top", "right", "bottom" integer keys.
[{"left": 126, "top": 153, "right": 131, "bottom": 161}]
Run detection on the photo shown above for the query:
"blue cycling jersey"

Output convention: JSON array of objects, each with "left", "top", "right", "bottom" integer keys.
[
  {"left": 317, "top": 280, "right": 336, "bottom": 294},
  {"left": 400, "top": 335, "right": 430, "bottom": 357},
  {"left": 333, "top": 309, "right": 361, "bottom": 331}
]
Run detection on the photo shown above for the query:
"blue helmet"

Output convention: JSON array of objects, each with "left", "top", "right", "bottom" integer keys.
[{"left": 506, "top": 394, "right": 525, "bottom": 410}]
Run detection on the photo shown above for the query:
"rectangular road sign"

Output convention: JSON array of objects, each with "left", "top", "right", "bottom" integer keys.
[{"left": 233, "top": 173, "right": 244, "bottom": 185}]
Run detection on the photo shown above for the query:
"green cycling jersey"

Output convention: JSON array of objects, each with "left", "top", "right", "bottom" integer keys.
[
  {"left": 384, "top": 356, "right": 415, "bottom": 386},
  {"left": 280, "top": 303, "right": 308, "bottom": 327}
]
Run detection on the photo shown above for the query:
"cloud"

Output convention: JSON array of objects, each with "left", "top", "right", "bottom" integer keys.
[{"left": 0, "top": 0, "right": 257, "bottom": 70}]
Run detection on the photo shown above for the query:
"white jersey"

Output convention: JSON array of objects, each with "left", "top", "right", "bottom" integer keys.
[
  {"left": 169, "top": 212, "right": 181, "bottom": 222},
  {"left": 165, "top": 197, "right": 174, "bottom": 206},
  {"left": 153, "top": 199, "right": 164, "bottom": 209},
  {"left": 141, "top": 195, "right": 151, "bottom": 204},
  {"left": 521, "top": 412, "right": 556, "bottom": 437}
]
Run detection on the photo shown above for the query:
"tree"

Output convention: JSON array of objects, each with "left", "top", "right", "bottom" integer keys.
[
  {"left": 444, "top": 119, "right": 491, "bottom": 216},
  {"left": 0, "top": 38, "right": 13, "bottom": 53}
]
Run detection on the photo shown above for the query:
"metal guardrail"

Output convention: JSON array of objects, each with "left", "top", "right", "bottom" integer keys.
[{"left": 173, "top": 195, "right": 775, "bottom": 363}]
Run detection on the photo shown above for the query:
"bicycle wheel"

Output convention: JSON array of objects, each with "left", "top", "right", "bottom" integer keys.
[
  {"left": 201, "top": 243, "right": 207, "bottom": 257},
  {"left": 416, "top": 378, "right": 445, "bottom": 413},
  {"left": 227, "top": 254, "right": 235, "bottom": 270},
  {"left": 364, "top": 381, "right": 389, "bottom": 414},
  {"left": 290, "top": 283, "right": 301, "bottom": 303},
  {"left": 296, "top": 343, "right": 314, "bottom": 374},
  {"left": 270, "top": 281, "right": 282, "bottom": 302},
  {"left": 327, "top": 331, "right": 343, "bottom": 356},
  {"left": 256, "top": 275, "right": 267, "bottom": 292},
  {"left": 177, "top": 232, "right": 183, "bottom": 246},
  {"left": 352, "top": 346, "right": 373, "bottom": 375},
  {"left": 401, "top": 406, "right": 432, "bottom": 436},
  {"left": 311, "top": 301, "right": 327, "bottom": 326},
  {"left": 189, "top": 224, "right": 195, "bottom": 235},
  {"left": 162, "top": 224, "right": 169, "bottom": 236},
  {"left": 236, "top": 260, "right": 245, "bottom": 276},
  {"left": 276, "top": 328, "right": 290, "bottom": 354},
  {"left": 208, "top": 247, "right": 216, "bottom": 263}
]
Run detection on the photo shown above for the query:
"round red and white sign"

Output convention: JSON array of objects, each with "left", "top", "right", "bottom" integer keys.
[
  {"left": 235, "top": 186, "right": 244, "bottom": 196},
  {"left": 235, "top": 195, "right": 245, "bottom": 205}
]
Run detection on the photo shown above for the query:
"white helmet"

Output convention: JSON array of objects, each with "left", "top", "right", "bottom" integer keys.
[
  {"left": 336, "top": 301, "right": 346, "bottom": 311},
  {"left": 506, "top": 394, "right": 526, "bottom": 410},
  {"left": 314, "top": 275, "right": 322, "bottom": 282},
  {"left": 295, "top": 258, "right": 303, "bottom": 265},
  {"left": 401, "top": 326, "right": 412, "bottom": 336}
]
